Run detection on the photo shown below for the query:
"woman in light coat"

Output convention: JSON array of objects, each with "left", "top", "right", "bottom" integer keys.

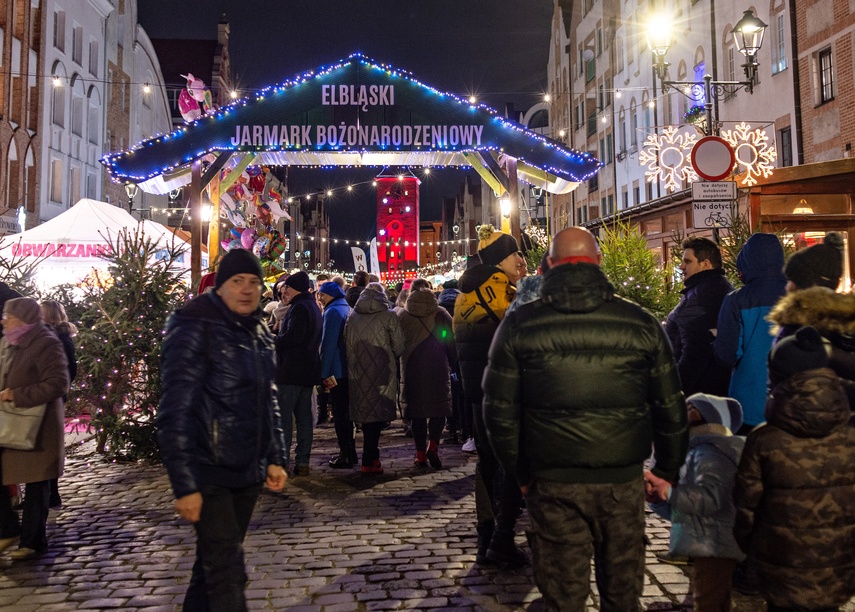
[
  {"left": 0, "top": 297, "right": 70, "bottom": 559},
  {"left": 345, "top": 283, "right": 404, "bottom": 474},
  {"left": 397, "top": 287, "right": 455, "bottom": 469}
]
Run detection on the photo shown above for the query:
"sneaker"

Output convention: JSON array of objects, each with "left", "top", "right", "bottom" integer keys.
[
  {"left": 360, "top": 460, "right": 383, "bottom": 475},
  {"left": 462, "top": 437, "right": 477, "bottom": 453},
  {"left": 655, "top": 551, "right": 691, "bottom": 566},
  {"left": 328, "top": 455, "right": 354, "bottom": 469},
  {"left": 486, "top": 538, "right": 529, "bottom": 568}
]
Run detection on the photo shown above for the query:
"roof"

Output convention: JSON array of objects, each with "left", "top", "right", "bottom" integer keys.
[{"left": 101, "top": 53, "right": 602, "bottom": 195}]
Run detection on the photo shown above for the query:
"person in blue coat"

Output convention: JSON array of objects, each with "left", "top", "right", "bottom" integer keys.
[
  {"left": 317, "top": 281, "right": 354, "bottom": 468},
  {"left": 714, "top": 233, "right": 786, "bottom": 432}
]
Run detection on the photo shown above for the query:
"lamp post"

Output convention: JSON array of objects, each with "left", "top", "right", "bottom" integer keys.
[
  {"left": 646, "top": 9, "right": 767, "bottom": 137},
  {"left": 124, "top": 183, "right": 139, "bottom": 214}
]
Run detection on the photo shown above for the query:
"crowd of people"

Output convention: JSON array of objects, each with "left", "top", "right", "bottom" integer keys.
[
  {"left": 0, "top": 221, "right": 850, "bottom": 612},
  {"left": 153, "top": 227, "right": 855, "bottom": 611}
]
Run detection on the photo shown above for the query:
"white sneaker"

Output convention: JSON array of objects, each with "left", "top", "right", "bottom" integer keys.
[{"left": 462, "top": 437, "right": 477, "bottom": 453}]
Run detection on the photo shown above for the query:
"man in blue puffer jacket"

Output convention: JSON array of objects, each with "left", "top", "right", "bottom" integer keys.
[
  {"left": 714, "top": 233, "right": 786, "bottom": 432},
  {"left": 157, "top": 248, "right": 287, "bottom": 612}
]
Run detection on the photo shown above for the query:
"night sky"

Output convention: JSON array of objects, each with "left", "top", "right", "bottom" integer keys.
[{"left": 137, "top": 0, "right": 553, "bottom": 270}]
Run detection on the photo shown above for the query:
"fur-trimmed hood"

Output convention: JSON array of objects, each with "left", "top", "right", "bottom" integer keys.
[{"left": 767, "top": 287, "right": 855, "bottom": 337}]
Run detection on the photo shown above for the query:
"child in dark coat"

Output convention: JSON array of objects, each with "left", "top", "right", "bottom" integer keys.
[
  {"left": 646, "top": 393, "right": 745, "bottom": 612},
  {"left": 733, "top": 326, "right": 855, "bottom": 612}
]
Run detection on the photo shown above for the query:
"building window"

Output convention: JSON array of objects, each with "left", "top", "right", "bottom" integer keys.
[
  {"left": 88, "top": 99, "right": 100, "bottom": 143},
  {"left": 819, "top": 48, "right": 834, "bottom": 103},
  {"left": 630, "top": 101, "right": 638, "bottom": 146},
  {"left": 50, "top": 160, "right": 63, "bottom": 203},
  {"left": 607, "top": 194, "right": 614, "bottom": 215},
  {"left": 633, "top": 182, "right": 640, "bottom": 206},
  {"left": 778, "top": 127, "right": 793, "bottom": 167},
  {"left": 606, "top": 133, "right": 613, "bottom": 164},
  {"left": 89, "top": 40, "right": 99, "bottom": 77},
  {"left": 646, "top": 181, "right": 654, "bottom": 201},
  {"left": 53, "top": 10, "right": 65, "bottom": 52},
  {"left": 619, "top": 114, "right": 627, "bottom": 152},
  {"left": 622, "top": 188, "right": 629, "bottom": 209},
  {"left": 617, "top": 35, "right": 625, "bottom": 73},
  {"left": 71, "top": 95, "right": 83, "bottom": 136},
  {"left": 52, "top": 84, "right": 65, "bottom": 126},
  {"left": 72, "top": 26, "right": 83, "bottom": 65},
  {"left": 585, "top": 54, "right": 595, "bottom": 82},
  {"left": 772, "top": 13, "right": 788, "bottom": 74},
  {"left": 597, "top": 28, "right": 603, "bottom": 56},
  {"left": 727, "top": 46, "right": 735, "bottom": 81}
]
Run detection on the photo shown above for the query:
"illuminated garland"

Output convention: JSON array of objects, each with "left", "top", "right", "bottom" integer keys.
[{"left": 101, "top": 53, "right": 601, "bottom": 185}]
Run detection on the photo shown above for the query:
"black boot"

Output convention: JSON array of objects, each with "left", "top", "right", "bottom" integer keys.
[
  {"left": 475, "top": 521, "right": 494, "bottom": 565},
  {"left": 486, "top": 529, "right": 529, "bottom": 568},
  {"left": 328, "top": 453, "right": 353, "bottom": 469}
]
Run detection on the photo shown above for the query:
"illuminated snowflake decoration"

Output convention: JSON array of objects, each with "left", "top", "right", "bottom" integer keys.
[
  {"left": 524, "top": 224, "right": 548, "bottom": 248},
  {"left": 721, "top": 122, "right": 776, "bottom": 187},
  {"left": 639, "top": 126, "right": 699, "bottom": 192}
]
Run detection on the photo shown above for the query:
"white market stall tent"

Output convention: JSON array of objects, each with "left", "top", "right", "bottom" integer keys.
[{"left": 0, "top": 199, "right": 206, "bottom": 287}]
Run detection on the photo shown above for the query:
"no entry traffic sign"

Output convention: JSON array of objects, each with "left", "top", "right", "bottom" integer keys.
[{"left": 691, "top": 136, "right": 736, "bottom": 181}]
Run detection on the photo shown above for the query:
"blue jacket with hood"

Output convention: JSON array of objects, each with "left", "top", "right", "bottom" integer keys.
[{"left": 714, "top": 233, "right": 786, "bottom": 427}]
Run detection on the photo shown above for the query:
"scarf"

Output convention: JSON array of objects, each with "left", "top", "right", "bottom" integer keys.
[{"left": 4, "top": 323, "right": 35, "bottom": 345}]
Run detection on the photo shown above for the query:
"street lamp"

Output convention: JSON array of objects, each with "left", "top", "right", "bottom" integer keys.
[
  {"left": 124, "top": 183, "right": 139, "bottom": 213},
  {"left": 647, "top": 9, "right": 767, "bottom": 135}
]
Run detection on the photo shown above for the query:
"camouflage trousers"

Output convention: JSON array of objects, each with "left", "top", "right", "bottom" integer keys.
[{"left": 526, "top": 478, "right": 646, "bottom": 612}]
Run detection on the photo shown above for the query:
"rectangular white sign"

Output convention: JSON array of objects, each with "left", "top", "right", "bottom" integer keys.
[
  {"left": 692, "top": 181, "right": 737, "bottom": 200},
  {"left": 692, "top": 201, "right": 734, "bottom": 229}
]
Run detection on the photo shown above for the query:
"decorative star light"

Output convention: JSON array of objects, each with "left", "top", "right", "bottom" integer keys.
[
  {"left": 639, "top": 126, "right": 699, "bottom": 192},
  {"left": 721, "top": 122, "right": 776, "bottom": 187}
]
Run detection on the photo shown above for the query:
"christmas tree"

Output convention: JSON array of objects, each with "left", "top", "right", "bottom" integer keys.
[
  {"left": 600, "top": 216, "right": 681, "bottom": 320},
  {"left": 68, "top": 226, "right": 188, "bottom": 461}
]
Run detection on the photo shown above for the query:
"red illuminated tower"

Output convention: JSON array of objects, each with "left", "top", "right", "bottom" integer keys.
[{"left": 376, "top": 171, "right": 420, "bottom": 282}]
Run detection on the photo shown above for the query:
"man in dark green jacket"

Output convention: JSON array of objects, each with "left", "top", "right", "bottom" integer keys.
[{"left": 483, "top": 227, "right": 688, "bottom": 612}]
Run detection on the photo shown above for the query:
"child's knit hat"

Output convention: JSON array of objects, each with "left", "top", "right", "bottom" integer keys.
[{"left": 686, "top": 393, "right": 743, "bottom": 433}]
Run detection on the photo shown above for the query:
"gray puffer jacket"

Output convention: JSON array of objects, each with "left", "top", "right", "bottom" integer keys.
[
  {"left": 345, "top": 287, "right": 404, "bottom": 424},
  {"left": 651, "top": 423, "right": 745, "bottom": 561}
]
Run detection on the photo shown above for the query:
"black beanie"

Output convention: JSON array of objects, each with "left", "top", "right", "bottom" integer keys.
[
  {"left": 768, "top": 326, "right": 829, "bottom": 387},
  {"left": 783, "top": 243, "right": 843, "bottom": 290},
  {"left": 477, "top": 232, "right": 520, "bottom": 266},
  {"left": 284, "top": 271, "right": 312, "bottom": 293},
  {"left": 215, "top": 248, "right": 264, "bottom": 289}
]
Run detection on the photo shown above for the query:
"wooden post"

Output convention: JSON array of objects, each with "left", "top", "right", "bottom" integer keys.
[
  {"left": 190, "top": 160, "right": 202, "bottom": 292},
  {"left": 207, "top": 176, "right": 221, "bottom": 268},
  {"left": 506, "top": 157, "right": 522, "bottom": 245}
]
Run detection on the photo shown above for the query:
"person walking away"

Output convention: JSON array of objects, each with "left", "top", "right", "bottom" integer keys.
[
  {"left": 275, "top": 271, "right": 322, "bottom": 477},
  {"left": 437, "top": 279, "right": 465, "bottom": 444},
  {"left": 344, "top": 283, "right": 404, "bottom": 474},
  {"left": 483, "top": 227, "right": 687, "bottom": 611},
  {"left": 0, "top": 298, "right": 69, "bottom": 560},
  {"left": 346, "top": 270, "right": 370, "bottom": 308},
  {"left": 734, "top": 326, "right": 855, "bottom": 612},
  {"left": 713, "top": 233, "right": 786, "bottom": 433},
  {"left": 157, "top": 248, "right": 288, "bottom": 611},
  {"left": 767, "top": 234, "right": 855, "bottom": 408},
  {"left": 665, "top": 237, "right": 733, "bottom": 397},
  {"left": 645, "top": 393, "right": 745, "bottom": 611},
  {"left": 317, "top": 281, "right": 354, "bottom": 469},
  {"left": 453, "top": 224, "right": 527, "bottom": 567},
  {"left": 40, "top": 300, "right": 78, "bottom": 509},
  {"left": 398, "top": 286, "right": 456, "bottom": 469}
]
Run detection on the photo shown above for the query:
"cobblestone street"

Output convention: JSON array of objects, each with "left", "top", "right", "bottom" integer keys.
[{"left": 1, "top": 424, "right": 852, "bottom": 611}]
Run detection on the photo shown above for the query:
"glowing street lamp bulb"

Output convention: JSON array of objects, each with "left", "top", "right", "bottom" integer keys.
[
  {"left": 468, "top": 95, "right": 477, "bottom": 104},
  {"left": 423, "top": 168, "right": 430, "bottom": 174},
  {"left": 544, "top": 94, "right": 551, "bottom": 102},
  {"left": 347, "top": 185, "right": 353, "bottom": 191},
  {"left": 52, "top": 75, "right": 62, "bottom": 87},
  {"left": 230, "top": 90, "right": 238, "bottom": 99},
  {"left": 559, "top": 129, "right": 567, "bottom": 138},
  {"left": 327, "top": 190, "right": 333, "bottom": 196},
  {"left": 143, "top": 83, "right": 151, "bottom": 94},
  {"left": 397, "top": 174, "right": 404, "bottom": 180}
]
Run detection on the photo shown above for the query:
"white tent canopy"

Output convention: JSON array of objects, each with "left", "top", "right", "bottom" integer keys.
[{"left": 0, "top": 199, "right": 203, "bottom": 287}]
